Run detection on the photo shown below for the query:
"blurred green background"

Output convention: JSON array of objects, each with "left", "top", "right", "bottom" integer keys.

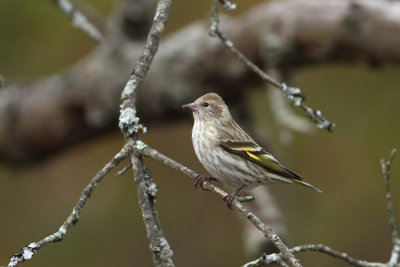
[{"left": 1, "top": 0, "right": 400, "bottom": 266}]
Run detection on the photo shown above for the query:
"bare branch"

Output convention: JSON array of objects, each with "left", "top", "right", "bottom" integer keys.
[
  {"left": 7, "top": 144, "right": 130, "bottom": 267},
  {"left": 140, "top": 145, "right": 301, "bottom": 267},
  {"left": 130, "top": 150, "right": 174, "bottom": 266},
  {"left": 244, "top": 149, "right": 400, "bottom": 267},
  {"left": 381, "top": 149, "right": 400, "bottom": 265},
  {"left": 118, "top": 0, "right": 175, "bottom": 266},
  {"left": 116, "top": 163, "right": 132, "bottom": 176},
  {"left": 243, "top": 244, "right": 387, "bottom": 267},
  {"left": 6, "top": 0, "right": 400, "bottom": 161},
  {"left": 51, "top": 0, "right": 103, "bottom": 42},
  {"left": 242, "top": 187, "right": 289, "bottom": 258},
  {"left": 209, "top": 0, "right": 334, "bottom": 132}
]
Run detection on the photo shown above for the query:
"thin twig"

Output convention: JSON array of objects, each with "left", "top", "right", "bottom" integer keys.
[
  {"left": 244, "top": 149, "right": 400, "bottom": 267},
  {"left": 243, "top": 244, "right": 387, "bottom": 267},
  {"left": 209, "top": 0, "right": 334, "bottom": 132},
  {"left": 51, "top": 0, "right": 103, "bottom": 42},
  {"left": 7, "top": 144, "right": 130, "bottom": 267},
  {"left": 381, "top": 149, "right": 400, "bottom": 265},
  {"left": 118, "top": 0, "right": 174, "bottom": 266},
  {"left": 266, "top": 69, "right": 314, "bottom": 146},
  {"left": 218, "top": 0, "right": 236, "bottom": 11},
  {"left": 381, "top": 149, "right": 399, "bottom": 243},
  {"left": 116, "top": 163, "right": 132, "bottom": 176},
  {"left": 140, "top": 145, "right": 301, "bottom": 267},
  {"left": 237, "top": 195, "right": 256, "bottom": 202},
  {"left": 119, "top": 0, "right": 172, "bottom": 110}
]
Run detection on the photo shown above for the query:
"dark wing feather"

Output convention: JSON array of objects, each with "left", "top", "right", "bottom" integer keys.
[{"left": 220, "top": 140, "right": 303, "bottom": 181}]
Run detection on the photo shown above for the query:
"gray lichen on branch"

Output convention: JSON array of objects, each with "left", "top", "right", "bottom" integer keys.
[
  {"left": 118, "top": 0, "right": 175, "bottom": 266},
  {"left": 118, "top": 107, "right": 147, "bottom": 135}
]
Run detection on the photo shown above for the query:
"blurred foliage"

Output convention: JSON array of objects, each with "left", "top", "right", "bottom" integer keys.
[{"left": 1, "top": 0, "right": 400, "bottom": 267}]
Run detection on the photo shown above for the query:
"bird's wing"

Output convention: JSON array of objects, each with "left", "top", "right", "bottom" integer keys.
[{"left": 219, "top": 140, "right": 303, "bottom": 181}]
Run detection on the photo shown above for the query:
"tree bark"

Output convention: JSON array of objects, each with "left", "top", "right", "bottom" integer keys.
[{"left": 1, "top": 0, "right": 400, "bottom": 162}]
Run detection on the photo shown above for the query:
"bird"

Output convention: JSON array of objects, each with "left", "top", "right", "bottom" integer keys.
[{"left": 182, "top": 92, "right": 321, "bottom": 208}]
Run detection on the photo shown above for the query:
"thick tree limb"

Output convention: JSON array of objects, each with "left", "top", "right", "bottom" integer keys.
[
  {"left": 2, "top": 0, "right": 400, "bottom": 161},
  {"left": 7, "top": 143, "right": 130, "bottom": 267},
  {"left": 5, "top": 0, "right": 400, "bottom": 265}
]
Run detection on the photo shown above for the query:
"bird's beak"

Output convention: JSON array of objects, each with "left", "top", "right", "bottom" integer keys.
[{"left": 182, "top": 102, "right": 198, "bottom": 111}]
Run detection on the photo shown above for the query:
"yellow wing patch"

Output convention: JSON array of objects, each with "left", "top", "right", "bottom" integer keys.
[
  {"left": 245, "top": 151, "right": 282, "bottom": 173},
  {"left": 245, "top": 151, "right": 260, "bottom": 162}
]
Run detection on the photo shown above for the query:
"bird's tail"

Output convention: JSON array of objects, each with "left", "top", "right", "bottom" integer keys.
[{"left": 293, "top": 179, "right": 323, "bottom": 193}]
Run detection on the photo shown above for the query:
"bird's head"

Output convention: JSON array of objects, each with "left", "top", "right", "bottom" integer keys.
[{"left": 182, "top": 93, "right": 232, "bottom": 123}]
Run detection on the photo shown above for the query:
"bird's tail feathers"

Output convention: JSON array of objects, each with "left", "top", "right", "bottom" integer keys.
[{"left": 293, "top": 179, "right": 323, "bottom": 193}]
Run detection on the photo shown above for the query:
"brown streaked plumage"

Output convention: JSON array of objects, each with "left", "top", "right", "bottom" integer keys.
[{"left": 183, "top": 93, "right": 321, "bottom": 208}]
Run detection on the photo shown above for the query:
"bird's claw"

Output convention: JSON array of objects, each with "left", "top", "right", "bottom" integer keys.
[
  {"left": 223, "top": 188, "right": 254, "bottom": 209},
  {"left": 223, "top": 193, "right": 236, "bottom": 209},
  {"left": 194, "top": 175, "right": 217, "bottom": 190}
]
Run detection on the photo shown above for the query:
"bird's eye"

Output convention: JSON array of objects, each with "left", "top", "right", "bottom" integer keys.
[{"left": 202, "top": 102, "right": 209, "bottom": 107}]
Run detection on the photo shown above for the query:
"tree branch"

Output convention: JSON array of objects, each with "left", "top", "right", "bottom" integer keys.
[
  {"left": 118, "top": 0, "right": 175, "bottom": 265},
  {"left": 4, "top": 0, "right": 400, "bottom": 161},
  {"left": 381, "top": 149, "right": 400, "bottom": 265},
  {"left": 243, "top": 244, "right": 386, "bottom": 267},
  {"left": 140, "top": 145, "right": 301, "bottom": 267},
  {"left": 51, "top": 0, "right": 103, "bottom": 42},
  {"left": 130, "top": 150, "right": 174, "bottom": 266},
  {"left": 243, "top": 148, "right": 400, "bottom": 267},
  {"left": 7, "top": 143, "right": 130, "bottom": 267},
  {"left": 209, "top": 0, "right": 334, "bottom": 132}
]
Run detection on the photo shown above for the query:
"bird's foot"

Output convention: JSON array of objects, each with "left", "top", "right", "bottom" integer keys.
[
  {"left": 222, "top": 185, "right": 254, "bottom": 209},
  {"left": 194, "top": 175, "right": 217, "bottom": 190},
  {"left": 222, "top": 193, "right": 237, "bottom": 209},
  {"left": 222, "top": 193, "right": 255, "bottom": 209}
]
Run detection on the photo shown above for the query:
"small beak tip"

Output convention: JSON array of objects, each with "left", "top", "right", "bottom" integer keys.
[{"left": 182, "top": 103, "right": 197, "bottom": 111}]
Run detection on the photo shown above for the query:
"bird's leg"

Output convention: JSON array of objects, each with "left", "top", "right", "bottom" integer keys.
[
  {"left": 194, "top": 174, "right": 217, "bottom": 190},
  {"left": 223, "top": 184, "right": 247, "bottom": 209}
]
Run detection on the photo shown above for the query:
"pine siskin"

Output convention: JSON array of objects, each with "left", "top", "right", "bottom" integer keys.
[{"left": 182, "top": 93, "right": 321, "bottom": 208}]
